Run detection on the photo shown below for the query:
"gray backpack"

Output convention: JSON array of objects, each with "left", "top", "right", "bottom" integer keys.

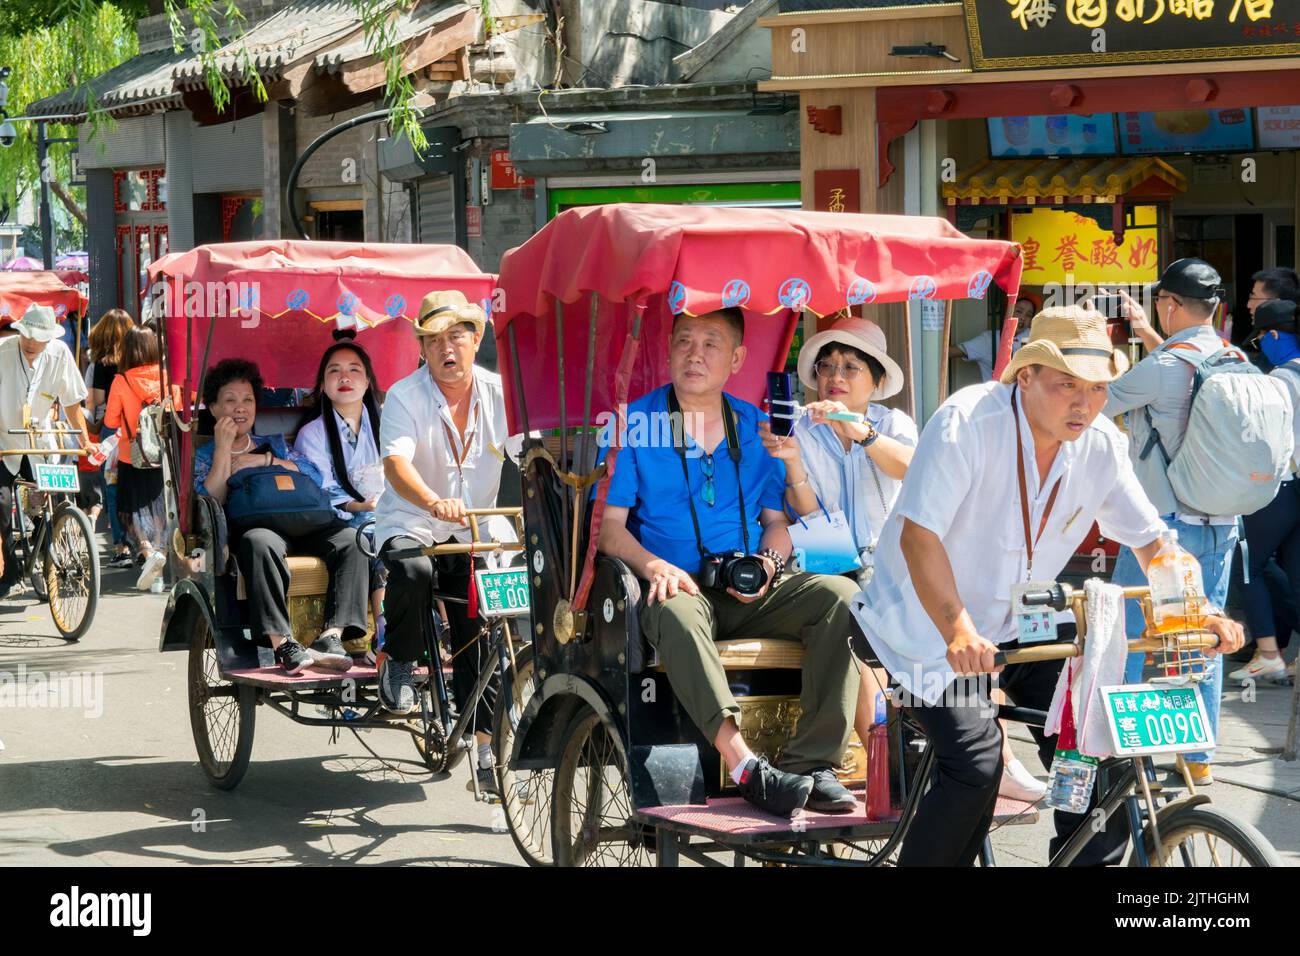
[{"left": 1140, "top": 343, "right": 1293, "bottom": 517}]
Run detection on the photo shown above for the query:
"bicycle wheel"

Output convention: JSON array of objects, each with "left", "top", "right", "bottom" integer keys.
[
  {"left": 493, "top": 643, "right": 554, "bottom": 866},
  {"left": 44, "top": 504, "right": 98, "bottom": 641},
  {"left": 188, "top": 616, "right": 256, "bottom": 789},
  {"left": 552, "top": 709, "right": 653, "bottom": 867},
  {"left": 1135, "top": 804, "right": 1283, "bottom": 867}
]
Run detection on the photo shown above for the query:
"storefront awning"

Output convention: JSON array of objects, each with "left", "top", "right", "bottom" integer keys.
[{"left": 941, "top": 156, "right": 1186, "bottom": 206}]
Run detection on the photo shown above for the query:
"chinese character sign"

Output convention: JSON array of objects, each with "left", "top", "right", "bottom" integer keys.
[
  {"left": 968, "top": 0, "right": 1298, "bottom": 69},
  {"left": 1011, "top": 206, "right": 1160, "bottom": 284},
  {"left": 813, "top": 170, "right": 861, "bottom": 214}
]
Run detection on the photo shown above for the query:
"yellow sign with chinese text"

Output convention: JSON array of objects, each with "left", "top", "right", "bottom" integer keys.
[{"left": 1010, "top": 206, "right": 1159, "bottom": 285}]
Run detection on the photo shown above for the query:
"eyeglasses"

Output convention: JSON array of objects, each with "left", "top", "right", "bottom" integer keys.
[
  {"left": 1248, "top": 293, "right": 1275, "bottom": 303},
  {"left": 701, "top": 454, "right": 716, "bottom": 507},
  {"left": 814, "top": 360, "right": 868, "bottom": 381}
]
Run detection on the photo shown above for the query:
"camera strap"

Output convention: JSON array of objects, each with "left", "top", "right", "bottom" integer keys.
[{"left": 667, "top": 387, "right": 749, "bottom": 559}]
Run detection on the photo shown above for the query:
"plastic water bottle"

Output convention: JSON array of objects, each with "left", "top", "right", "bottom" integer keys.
[
  {"left": 865, "top": 691, "right": 893, "bottom": 822},
  {"left": 85, "top": 433, "right": 118, "bottom": 467},
  {"left": 1043, "top": 749, "right": 1098, "bottom": 813},
  {"left": 1146, "top": 529, "right": 1207, "bottom": 632}
]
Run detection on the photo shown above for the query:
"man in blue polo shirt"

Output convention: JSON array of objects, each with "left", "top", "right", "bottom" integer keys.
[{"left": 597, "top": 307, "right": 861, "bottom": 818}]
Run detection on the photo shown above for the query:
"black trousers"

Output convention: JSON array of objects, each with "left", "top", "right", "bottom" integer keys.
[
  {"left": 897, "top": 636, "right": 1131, "bottom": 867},
  {"left": 381, "top": 536, "right": 497, "bottom": 732},
  {"left": 0, "top": 458, "right": 37, "bottom": 588},
  {"left": 235, "top": 521, "right": 370, "bottom": 643}
]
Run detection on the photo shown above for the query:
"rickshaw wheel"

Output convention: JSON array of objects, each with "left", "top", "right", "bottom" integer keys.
[
  {"left": 1132, "top": 804, "right": 1282, "bottom": 867},
  {"left": 187, "top": 616, "right": 255, "bottom": 789},
  {"left": 493, "top": 645, "right": 554, "bottom": 866},
  {"left": 551, "top": 709, "right": 652, "bottom": 867},
  {"left": 44, "top": 504, "right": 99, "bottom": 642}
]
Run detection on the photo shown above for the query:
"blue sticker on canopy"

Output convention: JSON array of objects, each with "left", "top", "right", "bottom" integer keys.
[
  {"left": 668, "top": 281, "right": 687, "bottom": 314},
  {"left": 384, "top": 293, "right": 406, "bottom": 318},
  {"left": 846, "top": 277, "right": 877, "bottom": 306},
  {"left": 337, "top": 292, "right": 358, "bottom": 316},
  {"left": 721, "top": 278, "right": 751, "bottom": 309},
  {"left": 967, "top": 271, "right": 994, "bottom": 300},
  {"left": 238, "top": 286, "right": 259, "bottom": 311},
  {"left": 908, "top": 276, "right": 937, "bottom": 300},
  {"left": 778, "top": 278, "right": 811, "bottom": 309},
  {"left": 287, "top": 289, "right": 309, "bottom": 311},
  {"left": 479, "top": 297, "right": 494, "bottom": 317},
  {"left": 54, "top": 303, "right": 67, "bottom": 316}
]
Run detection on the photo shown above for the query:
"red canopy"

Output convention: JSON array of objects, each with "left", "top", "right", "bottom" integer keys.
[
  {"left": 494, "top": 203, "right": 1024, "bottom": 431},
  {"left": 147, "top": 239, "right": 497, "bottom": 391},
  {"left": 0, "top": 272, "right": 86, "bottom": 327}
]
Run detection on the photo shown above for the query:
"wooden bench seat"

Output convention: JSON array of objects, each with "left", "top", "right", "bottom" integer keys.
[{"left": 652, "top": 638, "right": 804, "bottom": 672}]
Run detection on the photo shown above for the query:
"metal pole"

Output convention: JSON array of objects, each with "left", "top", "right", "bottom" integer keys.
[
  {"left": 37, "top": 120, "right": 53, "bottom": 269},
  {"left": 284, "top": 108, "right": 390, "bottom": 240}
]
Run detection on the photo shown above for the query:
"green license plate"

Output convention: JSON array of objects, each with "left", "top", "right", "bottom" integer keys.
[
  {"left": 474, "top": 568, "right": 531, "bottom": 617},
  {"left": 1100, "top": 683, "right": 1214, "bottom": 757},
  {"left": 33, "top": 463, "right": 80, "bottom": 493}
]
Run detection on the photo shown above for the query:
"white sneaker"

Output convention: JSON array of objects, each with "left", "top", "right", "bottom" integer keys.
[
  {"left": 1228, "top": 654, "right": 1287, "bottom": 683},
  {"left": 136, "top": 550, "right": 166, "bottom": 591},
  {"left": 999, "top": 757, "right": 1047, "bottom": 803}
]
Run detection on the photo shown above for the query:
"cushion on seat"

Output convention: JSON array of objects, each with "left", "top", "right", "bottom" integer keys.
[
  {"left": 652, "top": 638, "right": 804, "bottom": 672},
  {"left": 235, "top": 555, "right": 329, "bottom": 600}
]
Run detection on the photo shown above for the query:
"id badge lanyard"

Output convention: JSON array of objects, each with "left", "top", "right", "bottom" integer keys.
[{"left": 1012, "top": 388, "right": 1062, "bottom": 580}]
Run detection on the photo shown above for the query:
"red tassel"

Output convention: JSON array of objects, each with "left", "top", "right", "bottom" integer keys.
[
  {"left": 466, "top": 572, "right": 478, "bottom": 619},
  {"left": 1057, "top": 662, "right": 1078, "bottom": 752}
]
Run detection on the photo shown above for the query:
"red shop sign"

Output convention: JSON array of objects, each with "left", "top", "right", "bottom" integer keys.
[
  {"left": 466, "top": 204, "right": 482, "bottom": 238},
  {"left": 490, "top": 149, "right": 534, "bottom": 189}
]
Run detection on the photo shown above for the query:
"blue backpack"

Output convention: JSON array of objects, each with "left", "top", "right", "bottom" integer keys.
[{"left": 224, "top": 454, "right": 339, "bottom": 538}]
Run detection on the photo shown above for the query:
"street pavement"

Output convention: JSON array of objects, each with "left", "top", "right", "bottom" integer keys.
[{"left": 2, "top": 553, "right": 1298, "bottom": 867}]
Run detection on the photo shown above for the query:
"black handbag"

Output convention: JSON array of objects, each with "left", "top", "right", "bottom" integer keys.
[{"left": 224, "top": 453, "right": 339, "bottom": 538}]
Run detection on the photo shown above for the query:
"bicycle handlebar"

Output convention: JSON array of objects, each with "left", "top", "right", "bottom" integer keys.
[
  {"left": 0, "top": 448, "right": 89, "bottom": 458},
  {"left": 353, "top": 508, "right": 525, "bottom": 563},
  {"left": 993, "top": 630, "right": 1220, "bottom": 667}
]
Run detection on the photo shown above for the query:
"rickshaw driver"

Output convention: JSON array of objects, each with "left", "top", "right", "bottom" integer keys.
[
  {"left": 597, "top": 307, "right": 862, "bottom": 819},
  {"left": 374, "top": 290, "right": 514, "bottom": 791},
  {"left": 0, "top": 304, "right": 99, "bottom": 600},
  {"left": 850, "top": 307, "right": 1244, "bottom": 865}
]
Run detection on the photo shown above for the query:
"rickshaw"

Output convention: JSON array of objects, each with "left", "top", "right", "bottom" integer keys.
[
  {"left": 1, "top": 270, "right": 99, "bottom": 640},
  {"left": 150, "top": 240, "right": 551, "bottom": 866},
  {"left": 494, "top": 203, "right": 1279, "bottom": 867}
]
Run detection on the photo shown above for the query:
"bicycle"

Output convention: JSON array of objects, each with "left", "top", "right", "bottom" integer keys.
[
  {"left": 2, "top": 416, "right": 101, "bottom": 641},
  {"left": 360, "top": 508, "right": 555, "bottom": 866}
]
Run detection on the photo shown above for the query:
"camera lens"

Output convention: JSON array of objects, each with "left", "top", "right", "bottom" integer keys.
[{"left": 728, "top": 556, "right": 767, "bottom": 596}]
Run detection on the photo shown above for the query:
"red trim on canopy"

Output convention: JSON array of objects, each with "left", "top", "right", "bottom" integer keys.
[
  {"left": 0, "top": 272, "right": 85, "bottom": 327},
  {"left": 147, "top": 239, "right": 497, "bottom": 390}
]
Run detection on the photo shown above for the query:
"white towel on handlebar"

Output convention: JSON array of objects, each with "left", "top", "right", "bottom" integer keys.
[{"left": 1044, "top": 578, "right": 1127, "bottom": 759}]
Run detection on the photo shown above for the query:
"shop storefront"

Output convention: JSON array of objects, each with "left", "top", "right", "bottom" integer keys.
[{"left": 759, "top": 0, "right": 1300, "bottom": 419}]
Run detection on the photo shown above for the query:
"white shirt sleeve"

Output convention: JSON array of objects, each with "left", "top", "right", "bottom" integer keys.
[
  {"left": 380, "top": 390, "right": 418, "bottom": 462},
  {"left": 959, "top": 331, "right": 994, "bottom": 368},
  {"left": 1095, "top": 431, "right": 1166, "bottom": 549},
  {"left": 51, "top": 343, "right": 88, "bottom": 406},
  {"left": 891, "top": 403, "right": 978, "bottom": 540},
  {"left": 293, "top": 419, "right": 350, "bottom": 507}
]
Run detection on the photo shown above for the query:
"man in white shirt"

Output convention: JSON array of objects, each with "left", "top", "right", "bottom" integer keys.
[
  {"left": 851, "top": 307, "right": 1243, "bottom": 865},
  {"left": 949, "top": 294, "right": 1038, "bottom": 382},
  {"left": 374, "top": 290, "right": 512, "bottom": 793},
  {"left": 0, "top": 305, "right": 98, "bottom": 599}
]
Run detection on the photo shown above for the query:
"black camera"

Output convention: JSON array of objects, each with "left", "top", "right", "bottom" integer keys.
[{"left": 699, "top": 551, "right": 768, "bottom": 596}]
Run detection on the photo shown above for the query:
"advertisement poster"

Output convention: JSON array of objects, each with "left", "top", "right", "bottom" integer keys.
[
  {"left": 1011, "top": 206, "right": 1160, "bottom": 285},
  {"left": 1257, "top": 105, "right": 1300, "bottom": 150},
  {"left": 988, "top": 114, "right": 1117, "bottom": 157},
  {"left": 1118, "top": 109, "right": 1255, "bottom": 155}
]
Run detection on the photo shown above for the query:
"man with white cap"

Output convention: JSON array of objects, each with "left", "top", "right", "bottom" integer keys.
[
  {"left": 849, "top": 305, "right": 1243, "bottom": 865},
  {"left": 0, "top": 305, "right": 98, "bottom": 599},
  {"left": 373, "top": 289, "right": 513, "bottom": 795}
]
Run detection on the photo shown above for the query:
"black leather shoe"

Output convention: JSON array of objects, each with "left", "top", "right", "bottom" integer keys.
[
  {"left": 736, "top": 757, "right": 813, "bottom": 818},
  {"left": 806, "top": 767, "right": 858, "bottom": 813}
]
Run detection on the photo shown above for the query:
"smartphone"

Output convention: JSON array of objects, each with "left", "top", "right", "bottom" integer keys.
[{"left": 767, "top": 371, "right": 797, "bottom": 437}]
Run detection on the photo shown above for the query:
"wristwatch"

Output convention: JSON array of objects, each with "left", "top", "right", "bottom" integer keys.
[{"left": 759, "top": 547, "right": 786, "bottom": 584}]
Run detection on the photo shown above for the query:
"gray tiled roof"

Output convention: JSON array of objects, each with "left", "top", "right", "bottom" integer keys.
[
  {"left": 27, "top": 47, "right": 187, "bottom": 119},
  {"left": 27, "top": 0, "right": 475, "bottom": 118}
]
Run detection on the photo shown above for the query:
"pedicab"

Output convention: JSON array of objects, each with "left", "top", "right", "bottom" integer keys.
[
  {"left": 2, "top": 270, "right": 99, "bottom": 640},
  {"left": 151, "top": 240, "right": 550, "bottom": 865},
  {"left": 494, "top": 203, "right": 1048, "bottom": 866}
]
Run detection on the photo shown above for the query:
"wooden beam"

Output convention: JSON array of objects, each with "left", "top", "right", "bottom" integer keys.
[
  {"left": 339, "top": 8, "right": 477, "bottom": 95},
  {"left": 758, "top": 3, "right": 963, "bottom": 27}
]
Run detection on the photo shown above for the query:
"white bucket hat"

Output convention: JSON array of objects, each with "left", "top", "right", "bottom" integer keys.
[
  {"left": 11, "top": 304, "right": 61, "bottom": 342},
  {"left": 797, "top": 315, "right": 905, "bottom": 401}
]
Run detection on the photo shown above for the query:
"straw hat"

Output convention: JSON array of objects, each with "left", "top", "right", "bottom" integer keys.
[
  {"left": 999, "top": 305, "right": 1129, "bottom": 385},
  {"left": 414, "top": 290, "right": 486, "bottom": 337},
  {"left": 797, "top": 315, "right": 905, "bottom": 401},
  {"left": 11, "top": 304, "right": 60, "bottom": 342}
]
